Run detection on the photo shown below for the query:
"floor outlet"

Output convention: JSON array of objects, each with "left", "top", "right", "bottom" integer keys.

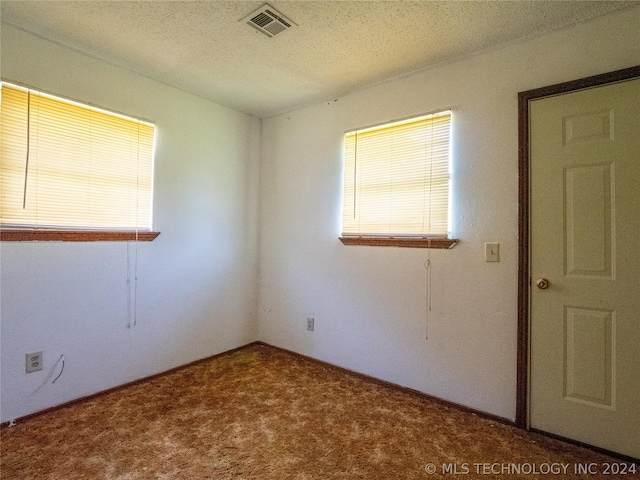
[
  {"left": 306, "top": 317, "right": 315, "bottom": 332},
  {"left": 26, "top": 351, "right": 43, "bottom": 373}
]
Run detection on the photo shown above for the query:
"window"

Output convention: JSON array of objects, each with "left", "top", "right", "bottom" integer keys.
[
  {"left": 340, "top": 110, "right": 457, "bottom": 248},
  {"left": 0, "top": 82, "right": 158, "bottom": 241}
]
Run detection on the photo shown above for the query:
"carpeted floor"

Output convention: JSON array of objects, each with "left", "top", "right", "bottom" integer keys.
[{"left": 1, "top": 343, "right": 637, "bottom": 479}]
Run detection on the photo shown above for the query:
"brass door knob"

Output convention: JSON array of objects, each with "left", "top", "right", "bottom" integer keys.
[{"left": 536, "top": 278, "right": 550, "bottom": 290}]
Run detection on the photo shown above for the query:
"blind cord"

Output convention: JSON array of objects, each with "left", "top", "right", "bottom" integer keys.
[
  {"left": 126, "top": 236, "right": 139, "bottom": 329},
  {"left": 427, "top": 118, "right": 434, "bottom": 232},
  {"left": 52, "top": 354, "right": 65, "bottom": 384},
  {"left": 353, "top": 131, "right": 358, "bottom": 219},
  {"left": 22, "top": 90, "right": 31, "bottom": 209},
  {"left": 424, "top": 239, "right": 432, "bottom": 340},
  {"left": 133, "top": 123, "right": 140, "bottom": 327},
  {"left": 133, "top": 235, "right": 138, "bottom": 327},
  {"left": 127, "top": 124, "right": 141, "bottom": 329},
  {"left": 127, "top": 243, "right": 132, "bottom": 329}
]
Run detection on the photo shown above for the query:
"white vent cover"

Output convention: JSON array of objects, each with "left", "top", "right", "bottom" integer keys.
[{"left": 242, "top": 4, "right": 296, "bottom": 38}]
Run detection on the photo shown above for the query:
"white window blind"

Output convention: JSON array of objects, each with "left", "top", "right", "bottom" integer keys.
[
  {"left": 342, "top": 110, "right": 452, "bottom": 237},
  {"left": 0, "top": 82, "right": 155, "bottom": 230}
]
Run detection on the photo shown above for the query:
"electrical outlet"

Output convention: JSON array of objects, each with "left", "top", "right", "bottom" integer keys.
[
  {"left": 306, "top": 317, "right": 315, "bottom": 332},
  {"left": 26, "top": 351, "right": 43, "bottom": 373}
]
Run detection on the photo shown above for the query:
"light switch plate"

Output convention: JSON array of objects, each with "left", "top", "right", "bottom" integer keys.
[{"left": 485, "top": 242, "right": 500, "bottom": 262}]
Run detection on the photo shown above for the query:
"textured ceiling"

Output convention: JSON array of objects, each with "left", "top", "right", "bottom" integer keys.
[{"left": 1, "top": 1, "right": 635, "bottom": 118}]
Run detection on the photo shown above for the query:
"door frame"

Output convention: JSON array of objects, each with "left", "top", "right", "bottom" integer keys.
[{"left": 516, "top": 65, "right": 640, "bottom": 429}]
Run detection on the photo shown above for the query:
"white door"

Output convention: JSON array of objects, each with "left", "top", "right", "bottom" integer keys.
[{"left": 529, "top": 78, "right": 640, "bottom": 459}]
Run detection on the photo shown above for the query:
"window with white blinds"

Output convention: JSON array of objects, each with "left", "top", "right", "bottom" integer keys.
[
  {"left": 342, "top": 111, "right": 452, "bottom": 238},
  {"left": 1, "top": 82, "right": 155, "bottom": 231}
]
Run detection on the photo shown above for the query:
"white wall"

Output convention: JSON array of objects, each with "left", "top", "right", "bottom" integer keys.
[
  {"left": 258, "top": 7, "right": 640, "bottom": 420},
  {"left": 2, "top": 6, "right": 639, "bottom": 424},
  {"left": 0, "top": 24, "right": 261, "bottom": 422}
]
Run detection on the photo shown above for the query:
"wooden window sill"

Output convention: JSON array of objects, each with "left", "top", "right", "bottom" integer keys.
[
  {"left": 339, "top": 236, "right": 458, "bottom": 249},
  {"left": 0, "top": 230, "right": 160, "bottom": 242}
]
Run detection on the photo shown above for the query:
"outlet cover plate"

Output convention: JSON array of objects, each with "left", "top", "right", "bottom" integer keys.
[{"left": 26, "top": 351, "right": 43, "bottom": 373}]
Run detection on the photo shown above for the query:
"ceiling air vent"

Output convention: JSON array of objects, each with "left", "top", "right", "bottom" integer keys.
[{"left": 242, "top": 4, "right": 296, "bottom": 38}]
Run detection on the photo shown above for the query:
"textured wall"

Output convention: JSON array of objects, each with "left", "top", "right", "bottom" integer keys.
[
  {"left": 2, "top": 6, "right": 638, "bottom": 423},
  {"left": 257, "top": 7, "right": 640, "bottom": 421},
  {"left": 0, "top": 24, "right": 261, "bottom": 422}
]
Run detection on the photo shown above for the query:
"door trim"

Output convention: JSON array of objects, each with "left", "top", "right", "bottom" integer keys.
[{"left": 516, "top": 65, "right": 640, "bottom": 429}]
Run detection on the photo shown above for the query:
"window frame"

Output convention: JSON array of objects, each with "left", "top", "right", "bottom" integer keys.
[
  {"left": 0, "top": 230, "right": 160, "bottom": 242},
  {"left": 339, "top": 236, "right": 457, "bottom": 249},
  {"left": 0, "top": 82, "right": 160, "bottom": 242},
  {"left": 339, "top": 111, "right": 458, "bottom": 249}
]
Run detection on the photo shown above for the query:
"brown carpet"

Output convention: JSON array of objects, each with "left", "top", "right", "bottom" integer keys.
[{"left": 1, "top": 343, "right": 636, "bottom": 479}]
